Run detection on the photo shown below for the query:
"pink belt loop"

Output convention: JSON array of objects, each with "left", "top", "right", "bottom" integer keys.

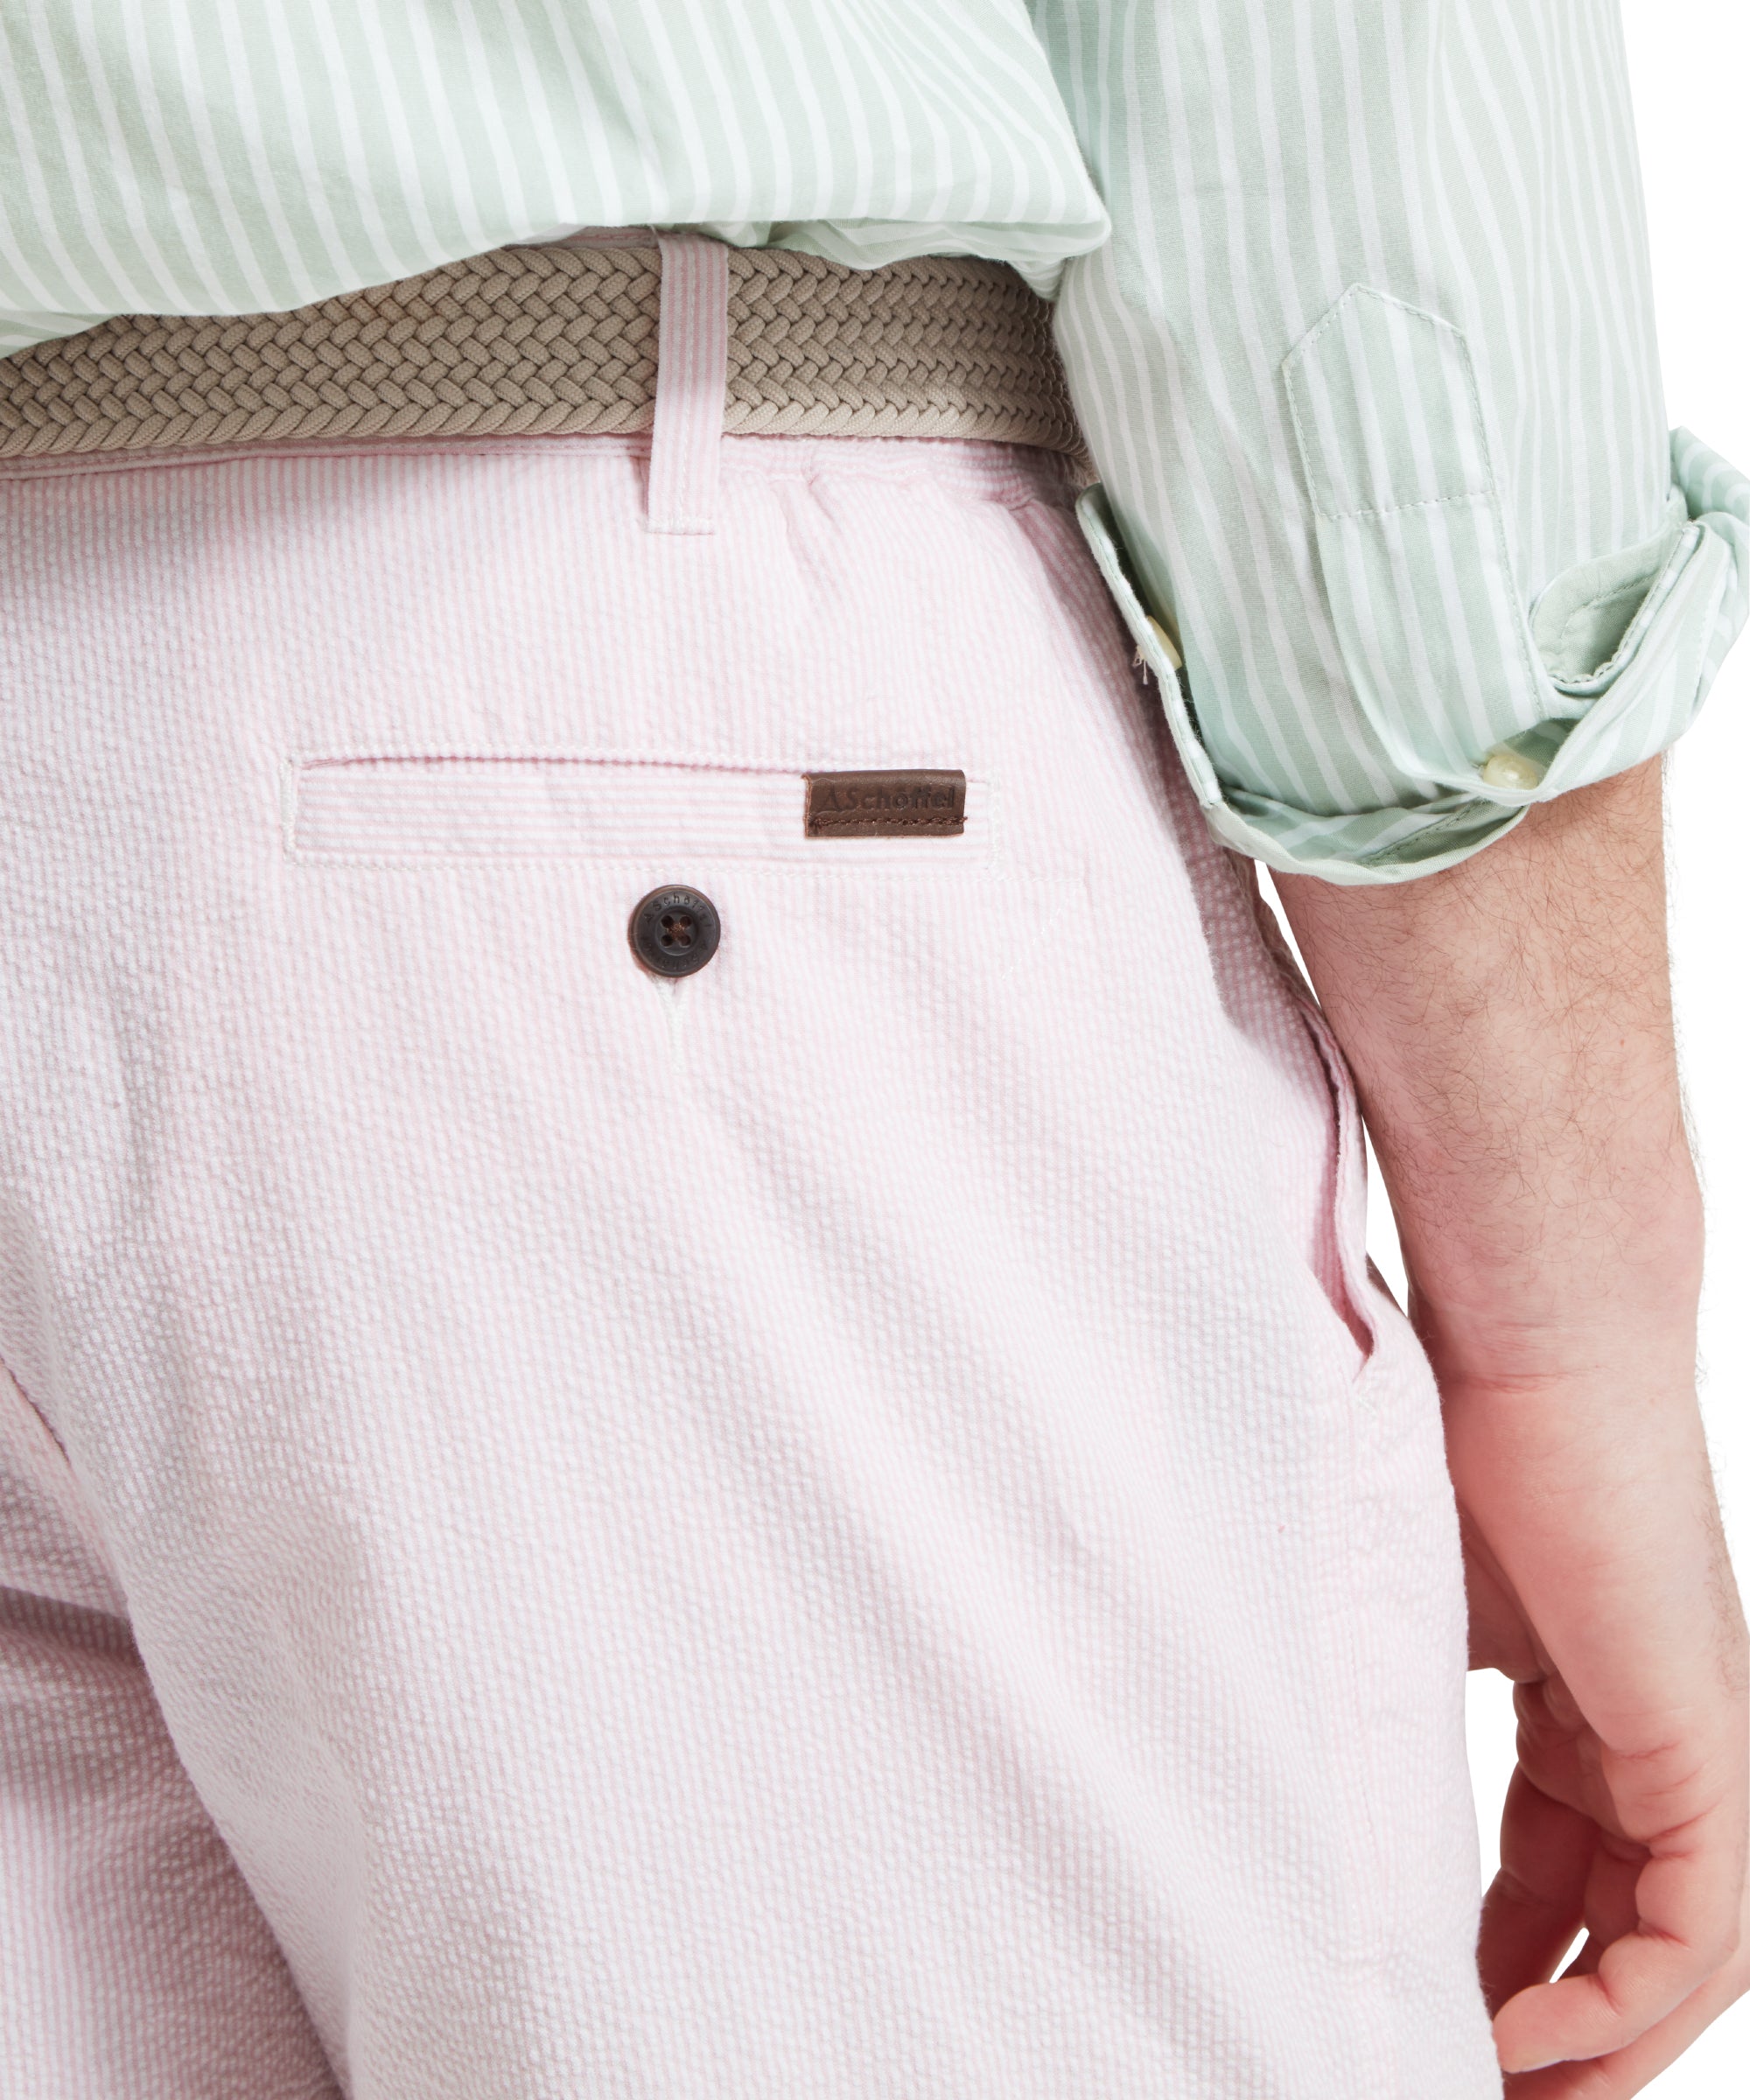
[{"left": 648, "top": 234, "right": 730, "bottom": 535}]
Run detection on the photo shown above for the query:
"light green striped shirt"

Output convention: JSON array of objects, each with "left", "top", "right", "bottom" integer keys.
[{"left": 3, "top": 1, "right": 1746, "bottom": 882}]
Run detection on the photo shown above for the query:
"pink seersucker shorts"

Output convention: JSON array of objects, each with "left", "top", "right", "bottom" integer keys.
[{"left": 0, "top": 413, "right": 1501, "bottom": 2096}]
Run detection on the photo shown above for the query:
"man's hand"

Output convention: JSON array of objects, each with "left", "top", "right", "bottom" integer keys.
[
  {"left": 1276, "top": 759, "right": 1748, "bottom": 2096},
  {"left": 1450, "top": 1354, "right": 1748, "bottom": 2096},
  {"left": 1458, "top": 1404, "right": 1749, "bottom": 2096}
]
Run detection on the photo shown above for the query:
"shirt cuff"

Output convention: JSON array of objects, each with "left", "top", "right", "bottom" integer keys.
[{"left": 1078, "top": 416, "right": 1750, "bottom": 887}]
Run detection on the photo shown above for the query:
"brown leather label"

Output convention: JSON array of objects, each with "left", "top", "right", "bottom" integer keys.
[{"left": 803, "top": 769, "right": 966, "bottom": 838}]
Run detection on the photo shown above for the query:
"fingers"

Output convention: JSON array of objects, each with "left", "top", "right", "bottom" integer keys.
[
  {"left": 1479, "top": 1769, "right": 1594, "bottom": 2014},
  {"left": 1500, "top": 1906, "right": 1749, "bottom": 2100},
  {"left": 1562, "top": 1844, "right": 1648, "bottom": 1978},
  {"left": 1492, "top": 1795, "right": 1746, "bottom": 2074}
]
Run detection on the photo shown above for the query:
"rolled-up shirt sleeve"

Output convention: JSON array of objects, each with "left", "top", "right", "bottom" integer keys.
[{"left": 1038, "top": 0, "right": 1750, "bottom": 882}]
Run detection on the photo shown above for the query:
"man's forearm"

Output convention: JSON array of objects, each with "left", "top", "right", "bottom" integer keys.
[
  {"left": 1277, "top": 759, "right": 1702, "bottom": 1382},
  {"left": 1276, "top": 760, "right": 1746, "bottom": 2094}
]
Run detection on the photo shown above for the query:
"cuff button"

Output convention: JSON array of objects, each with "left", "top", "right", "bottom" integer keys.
[{"left": 1480, "top": 746, "right": 1546, "bottom": 791}]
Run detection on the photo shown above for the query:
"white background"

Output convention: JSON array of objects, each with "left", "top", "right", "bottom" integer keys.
[
  {"left": 1317, "top": 5, "right": 1750, "bottom": 2090},
  {"left": 1616, "top": 2, "right": 1750, "bottom": 2086}
]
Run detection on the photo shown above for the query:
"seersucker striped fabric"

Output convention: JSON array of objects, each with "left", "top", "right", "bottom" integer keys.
[
  {"left": 647, "top": 233, "right": 730, "bottom": 533},
  {"left": 0, "top": 424, "right": 1502, "bottom": 2096},
  {"left": 2, "top": 1, "right": 1747, "bottom": 878},
  {"left": 286, "top": 753, "right": 998, "bottom": 866}
]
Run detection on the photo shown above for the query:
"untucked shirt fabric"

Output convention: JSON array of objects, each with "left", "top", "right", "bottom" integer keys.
[{"left": 1, "top": 0, "right": 1746, "bottom": 880}]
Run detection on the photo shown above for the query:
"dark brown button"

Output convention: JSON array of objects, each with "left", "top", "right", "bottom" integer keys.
[{"left": 629, "top": 886, "right": 720, "bottom": 977}]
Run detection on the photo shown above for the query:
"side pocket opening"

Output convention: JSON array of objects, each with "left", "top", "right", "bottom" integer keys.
[
  {"left": 1288, "top": 990, "right": 1378, "bottom": 1370},
  {"left": 1242, "top": 871, "right": 1378, "bottom": 1372}
]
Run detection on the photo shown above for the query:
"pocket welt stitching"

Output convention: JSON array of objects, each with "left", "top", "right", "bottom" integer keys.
[{"left": 282, "top": 754, "right": 997, "bottom": 870}]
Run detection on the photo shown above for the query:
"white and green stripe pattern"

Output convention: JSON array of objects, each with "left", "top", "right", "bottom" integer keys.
[
  {"left": 2, "top": 1, "right": 1745, "bottom": 880},
  {"left": 0, "top": 0, "right": 1106, "bottom": 340},
  {"left": 1046, "top": 0, "right": 1750, "bottom": 877}
]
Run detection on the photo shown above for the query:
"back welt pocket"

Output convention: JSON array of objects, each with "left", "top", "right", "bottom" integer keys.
[{"left": 283, "top": 756, "right": 995, "bottom": 868}]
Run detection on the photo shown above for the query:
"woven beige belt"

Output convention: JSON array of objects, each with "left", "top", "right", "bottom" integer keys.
[{"left": 0, "top": 242, "right": 1088, "bottom": 466}]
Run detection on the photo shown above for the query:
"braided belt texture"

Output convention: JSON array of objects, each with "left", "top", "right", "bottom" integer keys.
[{"left": 0, "top": 243, "right": 1089, "bottom": 466}]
